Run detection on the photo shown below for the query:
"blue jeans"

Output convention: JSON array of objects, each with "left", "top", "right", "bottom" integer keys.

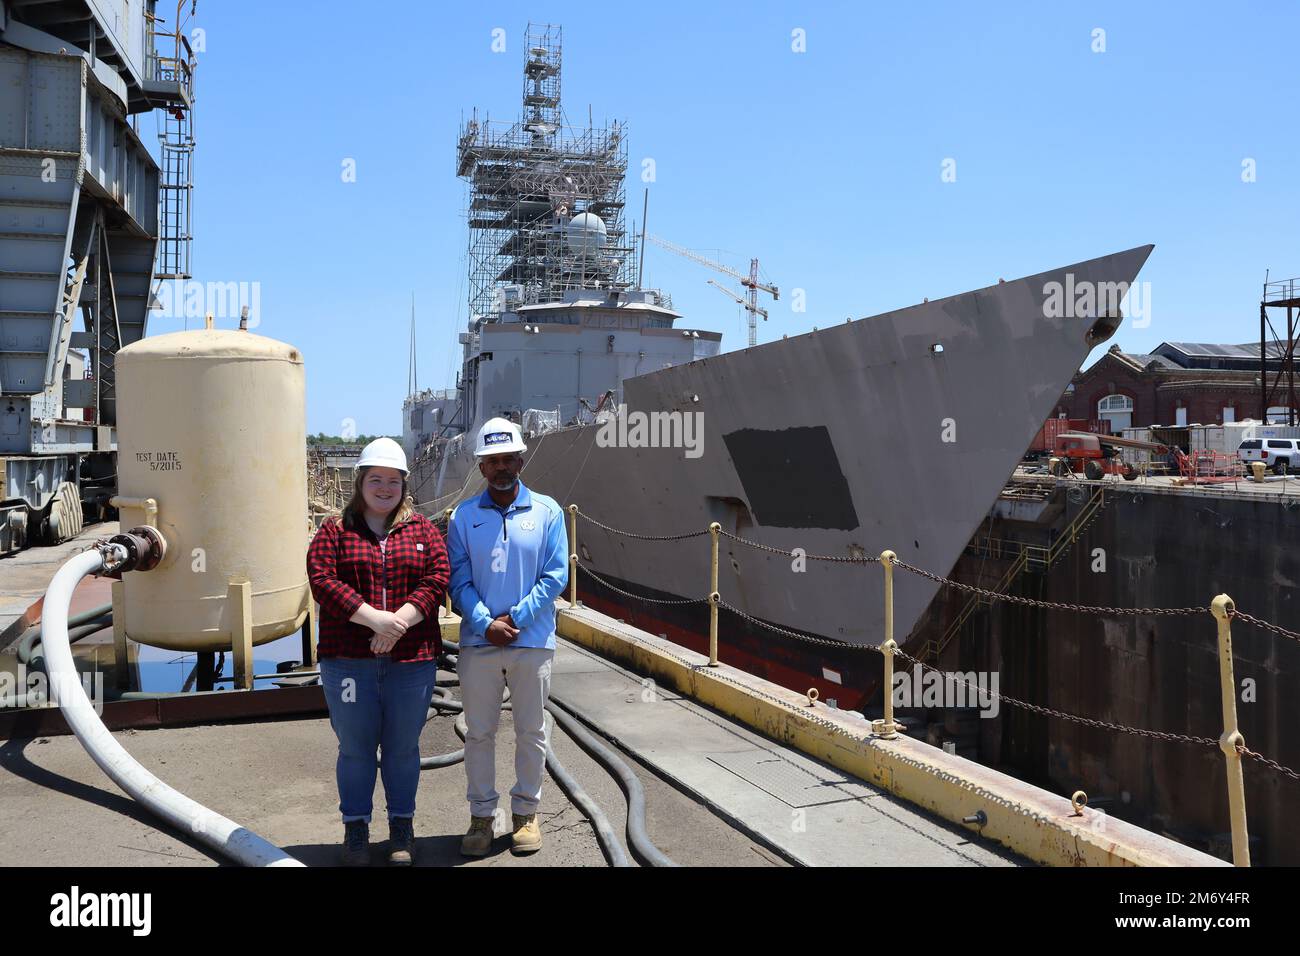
[{"left": 319, "top": 655, "right": 438, "bottom": 823}]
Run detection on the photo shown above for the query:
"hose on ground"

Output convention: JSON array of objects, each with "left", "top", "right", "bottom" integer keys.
[
  {"left": 39, "top": 546, "right": 302, "bottom": 867},
  {"left": 545, "top": 693, "right": 680, "bottom": 868},
  {"left": 17, "top": 612, "right": 112, "bottom": 665},
  {"left": 535, "top": 712, "right": 631, "bottom": 868}
]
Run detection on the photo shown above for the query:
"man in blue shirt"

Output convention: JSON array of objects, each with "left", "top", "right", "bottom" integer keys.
[{"left": 447, "top": 417, "right": 568, "bottom": 856}]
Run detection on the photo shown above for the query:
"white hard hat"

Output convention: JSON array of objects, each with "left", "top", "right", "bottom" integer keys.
[
  {"left": 474, "top": 417, "right": 528, "bottom": 456},
  {"left": 356, "top": 436, "right": 409, "bottom": 474}
]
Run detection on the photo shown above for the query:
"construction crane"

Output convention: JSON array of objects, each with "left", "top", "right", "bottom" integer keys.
[
  {"left": 707, "top": 279, "right": 767, "bottom": 323},
  {"left": 646, "top": 234, "right": 778, "bottom": 347}
]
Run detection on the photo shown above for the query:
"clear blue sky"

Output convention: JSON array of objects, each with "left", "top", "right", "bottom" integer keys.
[{"left": 157, "top": 0, "right": 1299, "bottom": 436}]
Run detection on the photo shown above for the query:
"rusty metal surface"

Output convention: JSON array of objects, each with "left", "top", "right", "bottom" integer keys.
[{"left": 0, "top": 686, "right": 326, "bottom": 741}]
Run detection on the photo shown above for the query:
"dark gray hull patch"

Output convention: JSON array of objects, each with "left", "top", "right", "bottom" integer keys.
[{"left": 722, "top": 426, "right": 860, "bottom": 530}]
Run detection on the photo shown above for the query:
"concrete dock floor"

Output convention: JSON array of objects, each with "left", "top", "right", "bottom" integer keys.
[
  {"left": 0, "top": 521, "right": 120, "bottom": 646},
  {"left": 0, "top": 634, "right": 1026, "bottom": 866},
  {"left": 0, "top": 689, "right": 786, "bottom": 867}
]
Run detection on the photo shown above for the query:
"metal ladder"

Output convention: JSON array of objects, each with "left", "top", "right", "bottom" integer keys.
[
  {"left": 156, "top": 105, "right": 194, "bottom": 281},
  {"left": 922, "top": 484, "right": 1108, "bottom": 663}
]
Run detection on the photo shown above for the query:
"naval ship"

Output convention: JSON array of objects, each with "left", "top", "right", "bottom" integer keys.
[{"left": 406, "top": 24, "right": 1153, "bottom": 709}]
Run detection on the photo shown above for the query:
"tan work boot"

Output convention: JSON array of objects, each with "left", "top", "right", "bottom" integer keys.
[
  {"left": 387, "top": 816, "right": 415, "bottom": 866},
  {"left": 460, "top": 815, "right": 494, "bottom": 857},
  {"left": 511, "top": 813, "right": 542, "bottom": 854}
]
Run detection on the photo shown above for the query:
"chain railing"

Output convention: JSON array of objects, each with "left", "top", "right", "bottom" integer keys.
[{"left": 559, "top": 504, "right": 1300, "bottom": 867}]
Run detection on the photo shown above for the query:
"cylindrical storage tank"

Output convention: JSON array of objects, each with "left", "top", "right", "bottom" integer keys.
[{"left": 115, "top": 329, "right": 310, "bottom": 651}]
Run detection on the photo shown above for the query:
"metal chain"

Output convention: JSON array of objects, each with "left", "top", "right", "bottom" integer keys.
[
  {"left": 712, "top": 603, "right": 1300, "bottom": 780},
  {"left": 717, "top": 598, "right": 877, "bottom": 652},
  {"left": 890, "top": 646, "right": 1220, "bottom": 749},
  {"left": 1227, "top": 608, "right": 1300, "bottom": 646},
  {"left": 558, "top": 606, "right": 873, "bottom": 741},
  {"left": 891, "top": 558, "right": 1209, "bottom": 618},
  {"left": 1236, "top": 744, "right": 1300, "bottom": 782},
  {"left": 576, "top": 561, "right": 710, "bottom": 606},
  {"left": 711, "top": 596, "right": 1233, "bottom": 752},
  {"left": 720, "top": 597, "right": 1232, "bottom": 751},
  {"left": 717, "top": 530, "right": 881, "bottom": 564},
  {"left": 574, "top": 508, "right": 709, "bottom": 542}
]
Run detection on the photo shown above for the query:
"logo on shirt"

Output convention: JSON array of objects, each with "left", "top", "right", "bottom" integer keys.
[
  {"left": 519, "top": 519, "right": 536, "bottom": 531},
  {"left": 416, "top": 543, "right": 424, "bottom": 552}
]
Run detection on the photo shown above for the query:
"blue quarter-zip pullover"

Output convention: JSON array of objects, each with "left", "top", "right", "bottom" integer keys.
[{"left": 447, "top": 480, "right": 569, "bottom": 649}]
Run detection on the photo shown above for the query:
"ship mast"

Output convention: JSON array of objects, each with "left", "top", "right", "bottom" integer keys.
[{"left": 456, "top": 23, "right": 633, "bottom": 321}]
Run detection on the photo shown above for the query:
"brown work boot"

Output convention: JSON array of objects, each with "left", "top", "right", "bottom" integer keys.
[
  {"left": 460, "top": 815, "right": 494, "bottom": 857},
  {"left": 387, "top": 816, "right": 415, "bottom": 866},
  {"left": 511, "top": 813, "right": 542, "bottom": 854},
  {"left": 341, "top": 819, "right": 370, "bottom": 867}
]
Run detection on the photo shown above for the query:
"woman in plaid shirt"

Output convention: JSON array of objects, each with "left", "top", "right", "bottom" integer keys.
[{"left": 306, "top": 437, "right": 450, "bottom": 866}]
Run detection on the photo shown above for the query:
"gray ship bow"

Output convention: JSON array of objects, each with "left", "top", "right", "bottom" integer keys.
[{"left": 519, "top": 244, "right": 1154, "bottom": 651}]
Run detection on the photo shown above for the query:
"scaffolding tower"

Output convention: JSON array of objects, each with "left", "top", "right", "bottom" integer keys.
[{"left": 457, "top": 23, "right": 633, "bottom": 321}]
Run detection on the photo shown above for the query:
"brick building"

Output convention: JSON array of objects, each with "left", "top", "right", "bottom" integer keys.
[{"left": 1052, "top": 342, "right": 1295, "bottom": 431}]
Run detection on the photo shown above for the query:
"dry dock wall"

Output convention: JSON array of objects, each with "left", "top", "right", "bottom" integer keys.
[{"left": 935, "top": 484, "right": 1300, "bottom": 865}]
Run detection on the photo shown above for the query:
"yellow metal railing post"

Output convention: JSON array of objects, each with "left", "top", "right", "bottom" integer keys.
[
  {"left": 442, "top": 508, "right": 454, "bottom": 615},
  {"left": 708, "top": 522, "right": 721, "bottom": 666},
  {"left": 1211, "top": 594, "right": 1251, "bottom": 866},
  {"left": 872, "top": 550, "right": 900, "bottom": 738},
  {"left": 568, "top": 504, "right": 579, "bottom": 608}
]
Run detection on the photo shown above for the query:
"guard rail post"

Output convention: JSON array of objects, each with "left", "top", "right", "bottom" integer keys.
[
  {"left": 443, "top": 508, "right": 454, "bottom": 614},
  {"left": 568, "top": 504, "right": 579, "bottom": 608},
  {"left": 1211, "top": 594, "right": 1251, "bottom": 867},
  {"left": 872, "top": 550, "right": 900, "bottom": 739},
  {"left": 708, "top": 522, "right": 721, "bottom": 666}
]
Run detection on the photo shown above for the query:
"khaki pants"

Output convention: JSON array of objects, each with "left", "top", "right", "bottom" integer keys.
[{"left": 458, "top": 645, "right": 554, "bottom": 818}]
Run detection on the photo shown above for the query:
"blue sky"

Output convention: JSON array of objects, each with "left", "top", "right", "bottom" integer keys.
[{"left": 151, "top": 0, "right": 1299, "bottom": 435}]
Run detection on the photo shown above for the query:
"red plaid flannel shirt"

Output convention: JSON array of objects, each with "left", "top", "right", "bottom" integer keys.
[{"left": 307, "top": 512, "right": 450, "bottom": 661}]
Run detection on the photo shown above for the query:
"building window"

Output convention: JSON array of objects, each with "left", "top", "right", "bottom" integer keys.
[
  {"left": 1223, "top": 406, "right": 1235, "bottom": 424},
  {"left": 1097, "top": 393, "right": 1134, "bottom": 431}
]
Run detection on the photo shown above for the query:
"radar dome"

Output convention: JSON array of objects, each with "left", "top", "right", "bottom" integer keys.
[{"left": 566, "top": 212, "right": 607, "bottom": 255}]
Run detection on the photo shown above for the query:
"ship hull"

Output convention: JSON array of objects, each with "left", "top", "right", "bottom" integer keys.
[{"left": 416, "top": 246, "right": 1154, "bottom": 708}]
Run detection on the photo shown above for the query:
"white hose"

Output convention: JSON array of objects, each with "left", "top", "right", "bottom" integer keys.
[{"left": 43, "top": 547, "right": 303, "bottom": 867}]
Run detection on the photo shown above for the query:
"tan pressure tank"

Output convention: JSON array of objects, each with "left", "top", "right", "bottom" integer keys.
[{"left": 113, "top": 328, "right": 310, "bottom": 651}]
